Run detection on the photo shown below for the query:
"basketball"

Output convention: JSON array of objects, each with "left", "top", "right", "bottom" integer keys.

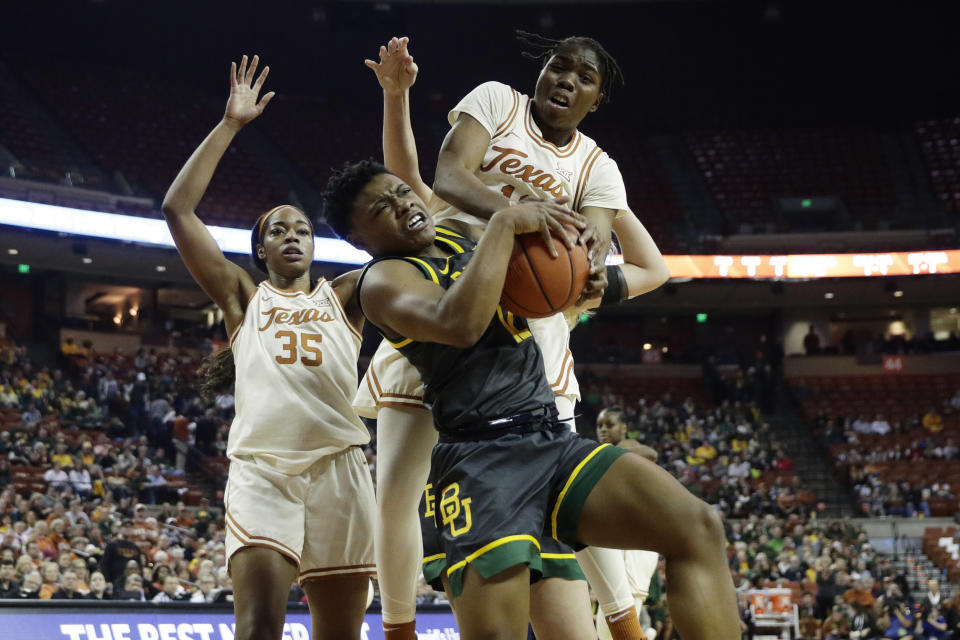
[{"left": 500, "top": 227, "right": 590, "bottom": 318}]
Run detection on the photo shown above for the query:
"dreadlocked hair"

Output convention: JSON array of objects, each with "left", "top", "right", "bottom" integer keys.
[
  {"left": 515, "top": 29, "right": 624, "bottom": 104},
  {"left": 197, "top": 345, "right": 235, "bottom": 400},
  {"left": 321, "top": 159, "right": 390, "bottom": 240}
]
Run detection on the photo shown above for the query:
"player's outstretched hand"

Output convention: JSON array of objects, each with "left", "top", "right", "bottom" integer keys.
[
  {"left": 504, "top": 195, "right": 585, "bottom": 258},
  {"left": 365, "top": 36, "right": 418, "bottom": 95},
  {"left": 224, "top": 55, "right": 275, "bottom": 129}
]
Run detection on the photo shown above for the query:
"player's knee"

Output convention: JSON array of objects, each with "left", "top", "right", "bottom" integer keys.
[
  {"left": 688, "top": 501, "right": 725, "bottom": 552},
  {"left": 234, "top": 611, "right": 285, "bottom": 640},
  {"left": 670, "top": 499, "right": 724, "bottom": 558}
]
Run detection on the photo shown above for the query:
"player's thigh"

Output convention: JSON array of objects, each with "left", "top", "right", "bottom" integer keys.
[
  {"left": 529, "top": 577, "right": 595, "bottom": 640},
  {"left": 376, "top": 405, "right": 437, "bottom": 502},
  {"left": 230, "top": 547, "right": 299, "bottom": 639},
  {"left": 303, "top": 574, "right": 371, "bottom": 640},
  {"left": 452, "top": 564, "right": 531, "bottom": 640},
  {"left": 576, "top": 453, "right": 723, "bottom": 558}
]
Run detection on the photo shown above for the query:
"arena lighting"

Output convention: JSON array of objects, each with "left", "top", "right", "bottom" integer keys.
[
  {"left": 4, "top": 197, "right": 960, "bottom": 277},
  {"left": 0, "top": 197, "right": 371, "bottom": 265}
]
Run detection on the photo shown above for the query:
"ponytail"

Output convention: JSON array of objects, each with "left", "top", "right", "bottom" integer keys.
[{"left": 198, "top": 346, "right": 236, "bottom": 400}]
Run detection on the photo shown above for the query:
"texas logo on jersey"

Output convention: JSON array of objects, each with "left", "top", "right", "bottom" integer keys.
[{"left": 433, "top": 80, "right": 629, "bottom": 228}]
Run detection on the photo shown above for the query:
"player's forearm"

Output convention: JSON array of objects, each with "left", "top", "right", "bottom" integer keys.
[
  {"left": 161, "top": 120, "right": 239, "bottom": 220},
  {"left": 382, "top": 91, "right": 425, "bottom": 196},
  {"left": 434, "top": 150, "right": 511, "bottom": 219},
  {"left": 435, "top": 212, "right": 515, "bottom": 344},
  {"left": 614, "top": 213, "right": 670, "bottom": 297}
]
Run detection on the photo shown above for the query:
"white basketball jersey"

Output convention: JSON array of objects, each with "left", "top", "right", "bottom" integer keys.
[
  {"left": 433, "top": 81, "right": 627, "bottom": 402},
  {"left": 433, "top": 80, "right": 630, "bottom": 227},
  {"left": 529, "top": 314, "right": 579, "bottom": 400},
  {"left": 227, "top": 279, "right": 368, "bottom": 475}
]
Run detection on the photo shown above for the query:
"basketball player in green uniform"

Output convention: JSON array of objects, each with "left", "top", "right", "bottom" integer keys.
[{"left": 321, "top": 162, "right": 740, "bottom": 640}]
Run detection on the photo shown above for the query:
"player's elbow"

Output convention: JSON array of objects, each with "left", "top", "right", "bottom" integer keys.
[
  {"left": 160, "top": 196, "right": 185, "bottom": 220},
  {"left": 651, "top": 262, "right": 671, "bottom": 288},
  {"left": 446, "top": 321, "right": 487, "bottom": 348},
  {"left": 432, "top": 152, "right": 460, "bottom": 202}
]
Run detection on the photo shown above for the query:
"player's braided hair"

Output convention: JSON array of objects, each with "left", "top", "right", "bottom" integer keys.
[
  {"left": 321, "top": 160, "right": 390, "bottom": 239},
  {"left": 198, "top": 346, "right": 235, "bottom": 400},
  {"left": 515, "top": 30, "right": 624, "bottom": 104}
]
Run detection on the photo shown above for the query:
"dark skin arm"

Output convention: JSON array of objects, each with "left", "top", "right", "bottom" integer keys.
[
  {"left": 331, "top": 270, "right": 364, "bottom": 335},
  {"left": 434, "top": 113, "right": 513, "bottom": 217},
  {"left": 360, "top": 203, "right": 585, "bottom": 348},
  {"left": 620, "top": 439, "right": 659, "bottom": 462},
  {"left": 161, "top": 55, "right": 274, "bottom": 336},
  {"left": 436, "top": 113, "right": 611, "bottom": 296}
]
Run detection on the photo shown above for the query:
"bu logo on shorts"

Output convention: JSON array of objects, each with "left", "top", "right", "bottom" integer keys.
[{"left": 440, "top": 483, "right": 473, "bottom": 537}]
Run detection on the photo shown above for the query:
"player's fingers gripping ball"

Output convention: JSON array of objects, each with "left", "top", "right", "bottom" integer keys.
[{"left": 500, "top": 224, "right": 589, "bottom": 318}]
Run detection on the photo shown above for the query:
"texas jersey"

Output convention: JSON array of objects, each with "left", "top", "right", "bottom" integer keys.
[
  {"left": 228, "top": 279, "right": 369, "bottom": 474},
  {"left": 432, "top": 80, "right": 630, "bottom": 227}
]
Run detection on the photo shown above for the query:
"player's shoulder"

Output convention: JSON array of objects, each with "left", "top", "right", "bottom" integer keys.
[{"left": 469, "top": 80, "right": 525, "bottom": 101}]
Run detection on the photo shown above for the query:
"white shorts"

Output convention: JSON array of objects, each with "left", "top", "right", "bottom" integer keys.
[
  {"left": 354, "top": 340, "right": 427, "bottom": 419},
  {"left": 224, "top": 447, "right": 376, "bottom": 584}
]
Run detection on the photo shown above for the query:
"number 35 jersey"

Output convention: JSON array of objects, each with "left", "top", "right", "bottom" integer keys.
[{"left": 227, "top": 279, "right": 369, "bottom": 475}]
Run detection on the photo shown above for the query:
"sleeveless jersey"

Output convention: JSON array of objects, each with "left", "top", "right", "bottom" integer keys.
[
  {"left": 227, "top": 279, "right": 368, "bottom": 474},
  {"left": 357, "top": 250, "right": 556, "bottom": 434},
  {"left": 433, "top": 80, "right": 630, "bottom": 227}
]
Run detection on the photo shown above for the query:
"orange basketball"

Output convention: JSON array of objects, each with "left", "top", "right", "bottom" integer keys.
[{"left": 500, "top": 228, "right": 590, "bottom": 319}]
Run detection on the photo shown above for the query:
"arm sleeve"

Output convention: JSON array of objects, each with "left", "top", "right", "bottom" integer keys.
[
  {"left": 578, "top": 153, "right": 630, "bottom": 216},
  {"left": 599, "top": 265, "right": 627, "bottom": 307},
  {"left": 447, "top": 81, "right": 518, "bottom": 138}
]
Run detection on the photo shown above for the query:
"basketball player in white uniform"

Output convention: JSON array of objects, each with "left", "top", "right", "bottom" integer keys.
[
  {"left": 360, "top": 37, "right": 669, "bottom": 640},
  {"left": 162, "top": 55, "right": 375, "bottom": 640},
  {"left": 594, "top": 407, "right": 662, "bottom": 640}
]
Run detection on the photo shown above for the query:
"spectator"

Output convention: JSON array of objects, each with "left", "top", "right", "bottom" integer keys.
[
  {"left": 37, "top": 561, "right": 60, "bottom": 599},
  {"left": 922, "top": 409, "right": 944, "bottom": 433},
  {"left": 923, "top": 605, "right": 949, "bottom": 640},
  {"left": 921, "top": 579, "right": 943, "bottom": 615},
  {"left": 69, "top": 464, "right": 92, "bottom": 497},
  {"left": 879, "top": 600, "right": 914, "bottom": 639},
  {"left": 151, "top": 575, "right": 185, "bottom": 602},
  {"left": 869, "top": 413, "right": 891, "bottom": 436},
  {"left": 115, "top": 573, "right": 145, "bottom": 601},
  {"left": 100, "top": 521, "right": 141, "bottom": 584},
  {"left": 843, "top": 578, "right": 876, "bottom": 609},
  {"left": 0, "top": 558, "right": 20, "bottom": 597},
  {"left": 797, "top": 591, "right": 821, "bottom": 639},
  {"left": 821, "top": 605, "right": 851, "bottom": 639},
  {"left": 51, "top": 569, "right": 84, "bottom": 599},
  {"left": 85, "top": 571, "right": 111, "bottom": 600},
  {"left": 190, "top": 572, "right": 218, "bottom": 603},
  {"left": 43, "top": 462, "right": 69, "bottom": 491},
  {"left": 804, "top": 325, "right": 822, "bottom": 355},
  {"left": 61, "top": 338, "right": 79, "bottom": 357},
  {"left": 14, "top": 571, "right": 41, "bottom": 599}
]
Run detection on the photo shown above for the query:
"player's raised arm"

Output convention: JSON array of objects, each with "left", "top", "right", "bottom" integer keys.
[
  {"left": 360, "top": 201, "right": 584, "bottom": 348},
  {"left": 161, "top": 55, "right": 275, "bottom": 331},
  {"left": 365, "top": 37, "right": 434, "bottom": 205}
]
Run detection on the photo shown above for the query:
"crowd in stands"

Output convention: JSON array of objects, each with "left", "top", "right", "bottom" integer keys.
[
  {"left": 0, "top": 338, "right": 244, "bottom": 602},
  {"left": 795, "top": 369, "right": 960, "bottom": 519},
  {"left": 577, "top": 360, "right": 805, "bottom": 520},
  {"left": 727, "top": 514, "right": 960, "bottom": 639}
]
